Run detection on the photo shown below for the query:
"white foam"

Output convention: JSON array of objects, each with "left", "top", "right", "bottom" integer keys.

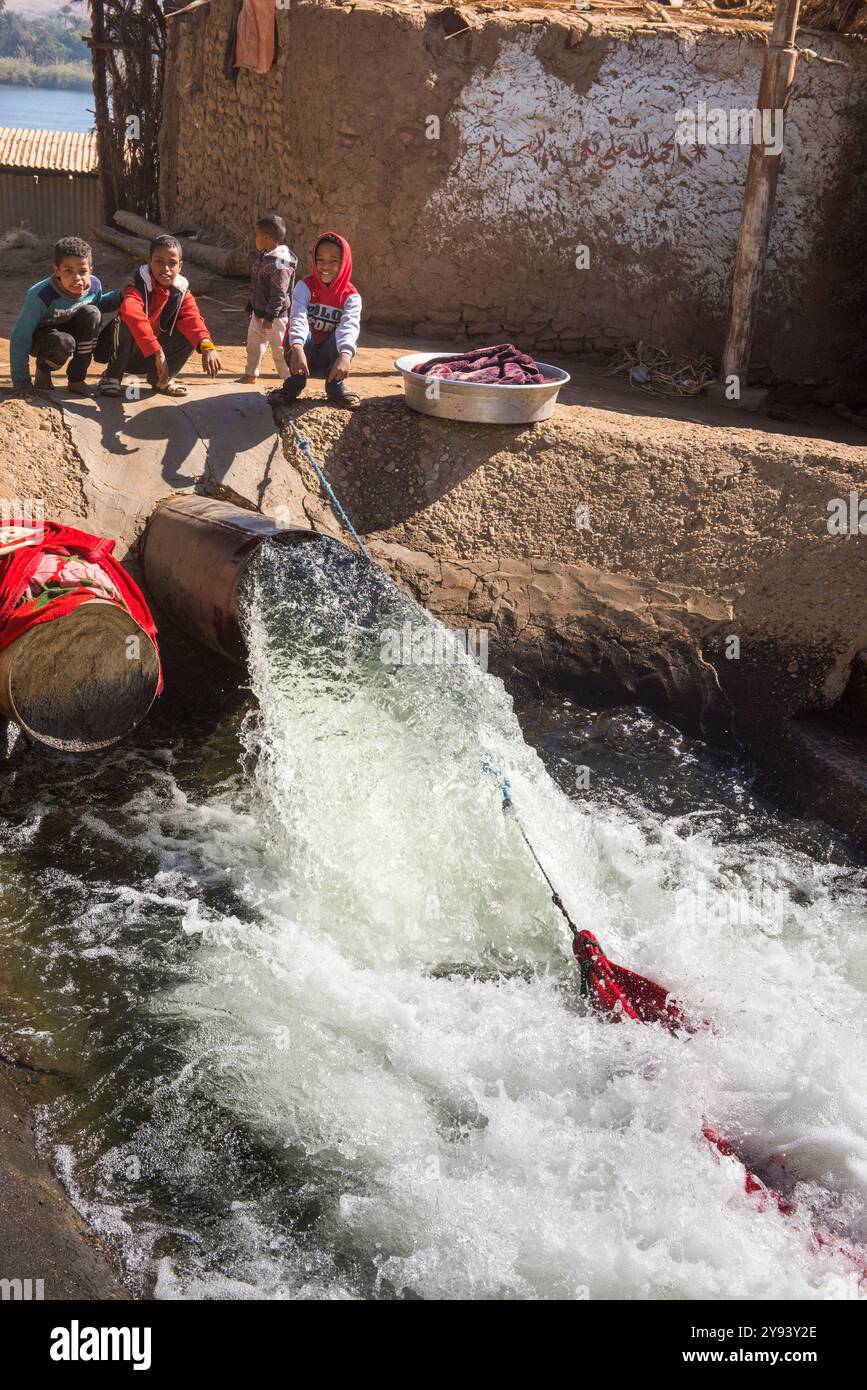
[{"left": 143, "top": 540, "right": 865, "bottom": 1298}]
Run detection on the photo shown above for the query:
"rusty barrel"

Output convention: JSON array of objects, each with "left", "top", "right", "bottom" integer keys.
[
  {"left": 0, "top": 597, "right": 161, "bottom": 751},
  {"left": 140, "top": 496, "right": 318, "bottom": 662}
]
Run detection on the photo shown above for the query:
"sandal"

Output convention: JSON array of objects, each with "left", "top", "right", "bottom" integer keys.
[
  {"left": 328, "top": 391, "right": 361, "bottom": 410},
  {"left": 154, "top": 378, "right": 188, "bottom": 397},
  {"left": 98, "top": 376, "right": 122, "bottom": 397}
]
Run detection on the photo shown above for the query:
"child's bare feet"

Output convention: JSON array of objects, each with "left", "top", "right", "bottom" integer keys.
[{"left": 238, "top": 374, "right": 257, "bottom": 384}]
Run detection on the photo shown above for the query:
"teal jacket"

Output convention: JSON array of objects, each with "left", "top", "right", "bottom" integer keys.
[{"left": 10, "top": 275, "right": 121, "bottom": 385}]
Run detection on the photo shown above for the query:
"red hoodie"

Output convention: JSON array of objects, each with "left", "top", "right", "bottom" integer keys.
[
  {"left": 300, "top": 233, "right": 358, "bottom": 346},
  {"left": 121, "top": 264, "right": 211, "bottom": 359}
]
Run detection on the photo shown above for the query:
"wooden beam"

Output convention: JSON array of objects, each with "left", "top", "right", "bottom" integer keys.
[
  {"left": 114, "top": 209, "right": 249, "bottom": 277},
  {"left": 84, "top": 39, "right": 162, "bottom": 55},
  {"left": 720, "top": 0, "right": 801, "bottom": 388},
  {"left": 92, "top": 222, "right": 152, "bottom": 260}
]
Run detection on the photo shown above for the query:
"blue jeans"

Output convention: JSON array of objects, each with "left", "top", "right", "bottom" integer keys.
[{"left": 280, "top": 331, "right": 349, "bottom": 401}]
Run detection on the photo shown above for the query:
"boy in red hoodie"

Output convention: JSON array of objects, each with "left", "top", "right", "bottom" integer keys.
[
  {"left": 272, "top": 233, "right": 361, "bottom": 410},
  {"left": 99, "top": 236, "right": 222, "bottom": 397}
]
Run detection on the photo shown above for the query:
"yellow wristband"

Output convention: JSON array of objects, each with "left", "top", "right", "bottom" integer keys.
[{"left": 199, "top": 339, "right": 215, "bottom": 353}]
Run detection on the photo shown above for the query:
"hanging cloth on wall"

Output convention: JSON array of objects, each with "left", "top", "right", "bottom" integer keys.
[
  {"left": 234, "top": 0, "right": 278, "bottom": 75},
  {"left": 223, "top": 0, "right": 244, "bottom": 82}
]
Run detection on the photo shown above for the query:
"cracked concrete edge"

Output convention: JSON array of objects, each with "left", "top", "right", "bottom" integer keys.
[
  {"left": 38, "top": 401, "right": 91, "bottom": 531},
  {"left": 258, "top": 412, "right": 738, "bottom": 728},
  {"left": 0, "top": 1064, "right": 128, "bottom": 1301},
  {"left": 369, "top": 536, "right": 732, "bottom": 640}
]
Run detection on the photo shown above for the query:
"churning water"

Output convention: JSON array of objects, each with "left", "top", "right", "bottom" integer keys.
[{"left": 0, "top": 535, "right": 865, "bottom": 1300}]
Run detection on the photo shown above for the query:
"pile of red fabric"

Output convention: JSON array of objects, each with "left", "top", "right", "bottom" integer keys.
[
  {"left": 573, "top": 927, "right": 867, "bottom": 1287},
  {"left": 412, "top": 343, "right": 544, "bottom": 385},
  {"left": 0, "top": 521, "right": 162, "bottom": 693}
]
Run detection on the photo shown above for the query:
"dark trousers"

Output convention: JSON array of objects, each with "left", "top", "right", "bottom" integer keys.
[
  {"left": 279, "top": 331, "right": 348, "bottom": 402},
  {"left": 31, "top": 303, "right": 118, "bottom": 383},
  {"left": 106, "top": 321, "right": 195, "bottom": 385}
]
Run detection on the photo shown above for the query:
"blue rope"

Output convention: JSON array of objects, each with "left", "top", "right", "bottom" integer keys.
[
  {"left": 482, "top": 757, "right": 578, "bottom": 937},
  {"left": 481, "top": 757, "right": 514, "bottom": 814},
  {"left": 279, "top": 408, "right": 371, "bottom": 561}
]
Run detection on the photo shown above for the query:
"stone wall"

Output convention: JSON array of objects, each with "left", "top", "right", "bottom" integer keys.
[{"left": 160, "top": 1, "right": 867, "bottom": 384}]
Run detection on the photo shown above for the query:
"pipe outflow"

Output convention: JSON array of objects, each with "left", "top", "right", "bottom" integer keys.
[{"left": 140, "top": 496, "right": 319, "bottom": 662}]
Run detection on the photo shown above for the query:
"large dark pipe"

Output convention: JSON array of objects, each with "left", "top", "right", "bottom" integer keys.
[{"left": 140, "top": 496, "right": 321, "bottom": 662}]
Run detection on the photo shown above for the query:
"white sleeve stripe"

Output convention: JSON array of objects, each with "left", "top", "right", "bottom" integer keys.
[
  {"left": 288, "top": 280, "right": 311, "bottom": 345},
  {"left": 335, "top": 293, "right": 362, "bottom": 357}
]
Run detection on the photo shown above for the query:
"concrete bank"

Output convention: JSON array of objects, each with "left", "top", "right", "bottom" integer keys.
[
  {"left": 3, "top": 342, "right": 867, "bottom": 781},
  {"left": 0, "top": 1063, "right": 125, "bottom": 1300},
  {"left": 261, "top": 343, "right": 867, "bottom": 844},
  {"left": 269, "top": 348, "right": 867, "bottom": 736}
]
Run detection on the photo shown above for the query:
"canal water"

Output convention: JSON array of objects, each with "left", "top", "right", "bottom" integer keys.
[
  {"left": 0, "top": 83, "right": 92, "bottom": 133},
  {"left": 0, "top": 535, "right": 864, "bottom": 1299}
]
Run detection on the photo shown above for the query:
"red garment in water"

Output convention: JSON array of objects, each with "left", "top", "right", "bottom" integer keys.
[
  {"left": 573, "top": 928, "right": 867, "bottom": 1287},
  {"left": 412, "top": 343, "right": 544, "bottom": 385},
  {"left": 0, "top": 521, "right": 162, "bottom": 693},
  {"left": 235, "top": 0, "right": 277, "bottom": 74}
]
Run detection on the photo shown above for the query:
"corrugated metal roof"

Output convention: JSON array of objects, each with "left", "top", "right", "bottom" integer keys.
[{"left": 0, "top": 128, "right": 98, "bottom": 176}]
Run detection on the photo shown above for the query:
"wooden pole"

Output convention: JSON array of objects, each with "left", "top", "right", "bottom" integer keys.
[
  {"left": 89, "top": 0, "right": 115, "bottom": 223},
  {"left": 719, "top": 0, "right": 801, "bottom": 388}
]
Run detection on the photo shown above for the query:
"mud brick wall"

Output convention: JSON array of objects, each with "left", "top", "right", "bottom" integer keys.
[{"left": 160, "top": 1, "right": 867, "bottom": 383}]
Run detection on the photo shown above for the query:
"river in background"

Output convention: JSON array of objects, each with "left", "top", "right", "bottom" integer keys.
[
  {"left": 0, "top": 534, "right": 865, "bottom": 1300},
  {"left": 0, "top": 83, "right": 92, "bottom": 132}
]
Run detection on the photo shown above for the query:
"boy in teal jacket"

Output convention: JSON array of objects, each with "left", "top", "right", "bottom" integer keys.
[{"left": 10, "top": 236, "right": 121, "bottom": 397}]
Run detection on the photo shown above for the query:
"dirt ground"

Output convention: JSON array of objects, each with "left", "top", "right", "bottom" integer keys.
[
  {"left": 2, "top": 232, "right": 866, "bottom": 423},
  {"left": 1, "top": 230, "right": 864, "bottom": 528}
]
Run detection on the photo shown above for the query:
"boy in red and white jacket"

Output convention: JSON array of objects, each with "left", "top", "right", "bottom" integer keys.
[{"left": 99, "top": 235, "right": 222, "bottom": 397}]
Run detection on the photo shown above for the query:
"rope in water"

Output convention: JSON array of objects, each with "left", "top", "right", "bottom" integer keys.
[
  {"left": 482, "top": 759, "right": 581, "bottom": 941},
  {"left": 278, "top": 407, "right": 371, "bottom": 561}
]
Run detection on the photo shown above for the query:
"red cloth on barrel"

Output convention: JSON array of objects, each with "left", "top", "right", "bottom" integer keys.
[
  {"left": 0, "top": 521, "right": 162, "bottom": 694},
  {"left": 412, "top": 343, "right": 544, "bottom": 385}
]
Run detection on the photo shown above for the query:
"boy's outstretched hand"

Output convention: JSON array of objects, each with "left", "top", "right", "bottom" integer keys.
[
  {"left": 289, "top": 345, "right": 309, "bottom": 378},
  {"left": 201, "top": 348, "right": 222, "bottom": 377},
  {"left": 154, "top": 348, "right": 171, "bottom": 389},
  {"left": 327, "top": 351, "right": 352, "bottom": 385}
]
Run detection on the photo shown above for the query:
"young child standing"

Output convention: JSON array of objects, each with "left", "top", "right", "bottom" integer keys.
[
  {"left": 100, "top": 235, "right": 221, "bottom": 397},
  {"left": 239, "top": 214, "right": 297, "bottom": 384},
  {"left": 274, "top": 232, "right": 361, "bottom": 409},
  {"left": 10, "top": 236, "right": 121, "bottom": 397}
]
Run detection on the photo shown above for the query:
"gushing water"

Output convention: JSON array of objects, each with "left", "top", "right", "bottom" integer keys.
[{"left": 0, "top": 535, "right": 865, "bottom": 1299}]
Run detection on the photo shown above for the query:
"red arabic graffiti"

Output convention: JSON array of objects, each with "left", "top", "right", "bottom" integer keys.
[{"left": 470, "top": 126, "right": 708, "bottom": 174}]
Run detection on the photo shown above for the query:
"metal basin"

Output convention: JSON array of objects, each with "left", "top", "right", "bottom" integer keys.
[{"left": 394, "top": 352, "right": 570, "bottom": 424}]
